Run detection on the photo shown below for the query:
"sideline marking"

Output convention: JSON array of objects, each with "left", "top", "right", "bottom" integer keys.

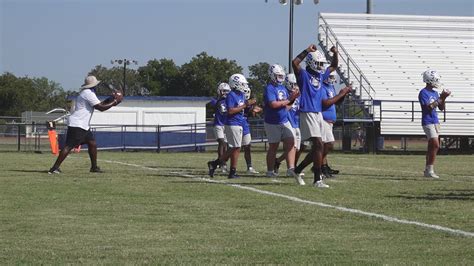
[{"left": 99, "top": 159, "right": 474, "bottom": 238}]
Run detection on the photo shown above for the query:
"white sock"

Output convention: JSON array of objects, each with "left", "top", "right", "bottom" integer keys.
[{"left": 426, "top": 165, "right": 434, "bottom": 172}]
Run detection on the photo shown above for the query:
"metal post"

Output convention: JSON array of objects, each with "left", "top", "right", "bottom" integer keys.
[
  {"left": 17, "top": 124, "right": 21, "bottom": 151},
  {"left": 367, "top": 0, "right": 372, "bottom": 14},
  {"left": 123, "top": 61, "right": 127, "bottom": 96},
  {"left": 288, "top": 0, "right": 294, "bottom": 73},
  {"left": 157, "top": 125, "right": 161, "bottom": 153}
]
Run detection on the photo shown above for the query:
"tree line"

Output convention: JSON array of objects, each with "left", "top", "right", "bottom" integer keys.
[{"left": 0, "top": 52, "right": 272, "bottom": 118}]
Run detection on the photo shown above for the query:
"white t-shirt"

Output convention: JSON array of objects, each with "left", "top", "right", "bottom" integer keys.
[{"left": 68, "top": 89, "right": 101, "bottom": 130}]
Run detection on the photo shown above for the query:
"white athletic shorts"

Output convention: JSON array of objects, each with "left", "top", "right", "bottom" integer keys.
[
  {"left": 294, "top": 128, "right": 301, "bottom": 149},
  {"left": 300, "top": 112, "right": 323, "bottom": 141},
  {"left": 264, "top": 121, "right": 295, "bottom": 144},
  {"left": 214, "top": 125, "right": 227, "bottom": 142},
  {"left": 224, "top": 125, "right": 243, "bottom": 148},
  {"left": 242, "top": 133, "right": 251, "bottom": 146},
  {"left": 423, "top": 124, "right": 440, "bottom": 139},
  {"left": 321, "top": 120, "right": 335, "bottom": 143}
]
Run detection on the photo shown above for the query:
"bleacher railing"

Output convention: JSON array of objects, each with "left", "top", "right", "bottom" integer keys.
[
  {"left": 377, "top": 100, "right": 474, "bottom": 123},
  {"left": 318, "top": 14, "right": 377, "bottom": 101}
]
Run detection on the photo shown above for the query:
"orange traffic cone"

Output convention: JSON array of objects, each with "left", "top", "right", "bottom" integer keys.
[{"left": 48, "top": 130, "right": 59, "bottom": 156}]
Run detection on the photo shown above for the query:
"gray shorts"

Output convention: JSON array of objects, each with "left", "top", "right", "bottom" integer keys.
[
  {"left": 264, "top": 121, "right": 295, "bottom": 144},
  {"left": 242, "top": 133, "right": 251, "bottom": 146},
  {"left": 224, "top": 125, "right": 243, "bottom": 148},
  {"left": 214, "top": 125, "right": 227, "bottom": 142},
  {"left": 423, "top": 124, "right": 440, "bottom": 139},
  {"left": 321, "top": 120, "right": 335, "bottom": 143},
  {"left": 300, "top": 112, "right": 323, "bottom": 141}
]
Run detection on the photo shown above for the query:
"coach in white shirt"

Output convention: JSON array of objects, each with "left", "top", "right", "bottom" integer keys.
[{"left": 48, "top": 76, "right": 122, "bottom": 174}]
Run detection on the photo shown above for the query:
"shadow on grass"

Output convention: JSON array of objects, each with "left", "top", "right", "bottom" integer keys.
[
  {"left": 8, "top": 169, "right": 51, "bottom": 174},
  {"left": 144, "top": 165, "right": 201, "bottom": 170},
  {"left": 168, "top": 180, "right": 294, "bottom": 186},
  {"left": 387, "top": 191, "right": 474, "bottom": 201}
]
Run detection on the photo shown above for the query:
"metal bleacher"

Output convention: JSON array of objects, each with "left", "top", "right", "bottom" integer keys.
[{"left": 318, "top": 13, "right": 474, "bottom": 136}]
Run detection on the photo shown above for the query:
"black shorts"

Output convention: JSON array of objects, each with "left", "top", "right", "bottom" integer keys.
[{"left": 65, "top": 126, "right": 95, "bottom": 147}]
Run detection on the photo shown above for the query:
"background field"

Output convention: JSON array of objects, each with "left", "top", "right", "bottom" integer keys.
[{"left": 1, "top": 150, "right": 473, "bottom": 264}]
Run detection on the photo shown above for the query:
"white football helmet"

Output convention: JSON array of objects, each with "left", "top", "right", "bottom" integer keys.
[
  {"left": 306, "top": 50, "right": 327, "bottom": 73},
  {"left": 422, "top": 70, "right": 441, "bottom": 88},
  {"left": 243, "top": 87, "right": 251, "bottom": 100},
  {"left": 217, "top": 82, "right": 231, "bottom": 98},
  {"left": 324, "top": 71, "right": 337, "bottom": 85},
  {"left": 285, "top": 73, "right": 298, "bottom": 91},
  {"left": 268, "top": 64, "right": 286, "bottom": 85},
  {"left": 229, "top": 74, "right": 249, "bottom": 93}
]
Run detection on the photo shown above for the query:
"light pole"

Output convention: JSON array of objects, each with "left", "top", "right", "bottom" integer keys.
[
  {"left": 277, "top": 0, "right": 319, "bottom": 73},
  {"left": 111, "top": 59, "right": 138, "bottom": 95}
]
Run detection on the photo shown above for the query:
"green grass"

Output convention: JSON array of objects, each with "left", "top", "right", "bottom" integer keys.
[{"left": 0, "top": 150, "right": 473, "bottom": 264}]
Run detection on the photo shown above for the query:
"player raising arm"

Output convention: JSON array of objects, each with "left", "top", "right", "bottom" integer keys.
[{"left": 290, "top": 44, "right": 338, "bottom": 188}]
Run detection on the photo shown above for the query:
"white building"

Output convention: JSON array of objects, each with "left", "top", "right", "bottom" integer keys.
[{"left": 68, "top": 95, "right": 211, "bottom": 150}]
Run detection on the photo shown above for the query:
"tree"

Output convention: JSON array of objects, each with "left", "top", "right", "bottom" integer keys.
[
  {"left": 137, "top": 59, "right": 180, "bottom": 96},
  {"left": 88, "top": 65, "right": 141, "bottom": 96},
  {"left": 248, "top": 62, "right": 270, "bottom": 104},
  {"left": 178, "top": 52, "right": 243, "bottom": 97},
  {"left": 0, "top": 73, "right": 68, "bottom": 116}
]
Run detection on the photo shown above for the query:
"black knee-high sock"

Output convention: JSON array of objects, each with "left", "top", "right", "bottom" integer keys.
[
  {"left": 313, "top": 167, "right": 322, "bottom": 183},
  {"left": 295, "top": 151, "right": 313, "bottom": 173}
]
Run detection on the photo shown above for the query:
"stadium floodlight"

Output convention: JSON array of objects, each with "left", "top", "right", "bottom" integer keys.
[
  {"left": 273, "top": 0, "right": 319, "bottom": 73},
  {"left": 111, "top": 58, "right": 138, "bottom": 96}
]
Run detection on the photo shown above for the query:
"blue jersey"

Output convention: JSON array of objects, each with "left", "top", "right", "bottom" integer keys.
[
  {"left": 321, "top": 83, "right": 337, "bottom": 122},
  {"left": 418, "top": 87, "right": 440, "bottom": 126},
  {"left": 287, "top": 97, "right": 300, "bottom": 129},
  {"left": 213, "top": 98, "right": 227, "bottom": 126},
  {"left": 225, "top": 90, "right": 245, "bottom": 126},
  {"left": 264, "top": 83, "right": 289, "bottom": 124},
  {"left": 297, "top": 68, "right": 330, "bottom": 113}
]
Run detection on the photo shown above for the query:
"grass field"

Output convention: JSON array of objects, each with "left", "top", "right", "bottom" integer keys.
[{"left": 1, "top": 150, "right": 473, "bottom": 264}]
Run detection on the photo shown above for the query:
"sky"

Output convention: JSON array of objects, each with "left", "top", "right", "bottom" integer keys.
[{"left": 1, "top": 0, "right": 473, "bottom": 91}]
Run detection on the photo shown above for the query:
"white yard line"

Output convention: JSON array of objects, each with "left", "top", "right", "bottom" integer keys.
[{"left": 99, "top": 159, "right": 474, "bottom": 238}]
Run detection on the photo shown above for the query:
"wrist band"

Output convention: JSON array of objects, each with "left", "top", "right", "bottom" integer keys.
[{"left": 297, "top": 50, "right": 309, "bottom": 61}]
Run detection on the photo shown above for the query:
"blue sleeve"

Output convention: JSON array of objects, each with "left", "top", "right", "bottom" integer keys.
[
  {"left": 226, "top": 94, "right": 236, "bottom": 108},
  {"left": 419, "top": 91, "right": 430, "bottom": 106},
  {"left": 209, "top": 98, "right": 217, "bottom": 106},
  {"left": 264, "top": 85, "right": 277, "bottom": 103}
]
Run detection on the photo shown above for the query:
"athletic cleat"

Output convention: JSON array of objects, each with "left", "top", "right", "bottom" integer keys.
[
  {"left": 48, "top": 167, "right": 61, "bottom": 174},
  {"left": 228, "top": 173, "right": 240, "bottom": 179},
  {"left": 287, "top": 169, "right": 305, "bottom": 185},
  {"left": 266, "top": 171, "right": 278, "bottom": 177},
  {"left": 322, "top": 165, "right": 333, "bottom": 178},
  {"left": 313, "top": 180, "right": 330, "bottom": 188},
  {"left": 328, "top": 166, "right": 339, "bottom": 175},
  {"left": 424, "top": 170, "right": 440, "bottom": 179},
  {"left": 207, "top": 161, "right": 218, "bottom": 178},
  {"left": 247, "top": 167, "right": 259, "bottom": 174},
  {"left": 274, "top": 161, "right": 281, "bottom": 175},
  {"left": 90, "top": 167, "right": 103, "bottom": 173}
]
